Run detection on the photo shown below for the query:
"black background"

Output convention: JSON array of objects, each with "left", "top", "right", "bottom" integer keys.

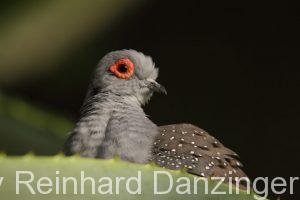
[{"left": 2, "top": 1, "right": 300, "bottom": 199}]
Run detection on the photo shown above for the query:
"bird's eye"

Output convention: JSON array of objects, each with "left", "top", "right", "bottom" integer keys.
[
  {"left": 109, "top": 58, "right": 134, "bottom": 79},
  {"left": 117, "top": 64, "right": 128, "bottom": 73}
]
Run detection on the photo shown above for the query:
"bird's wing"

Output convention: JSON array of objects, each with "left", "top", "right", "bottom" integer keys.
[{"left": 152, "top": 123, "right": 248, "bottom": 182}]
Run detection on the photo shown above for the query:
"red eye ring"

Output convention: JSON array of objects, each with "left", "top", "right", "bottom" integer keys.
[{"left": 109, "top": 58, "right": 134, "bottom": 79}]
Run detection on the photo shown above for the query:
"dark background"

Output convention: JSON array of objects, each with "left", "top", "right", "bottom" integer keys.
[{"left": 0, "top": 1, "right": 299, "bottom": 199}]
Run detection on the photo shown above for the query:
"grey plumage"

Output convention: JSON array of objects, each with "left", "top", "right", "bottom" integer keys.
[
  {"left": 64, "top": 49, "right": 247, "bottom": 180},
  {"left": 64, "top": 49, "right": 160, "bottom": 163}
]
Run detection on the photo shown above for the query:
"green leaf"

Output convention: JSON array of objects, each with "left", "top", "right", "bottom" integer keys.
[
  {"left": 0, "top": 155, "right": 263, "bottom": 200},
  {"left": 0, "top": 93, "right": 72, "bottom": 155}
]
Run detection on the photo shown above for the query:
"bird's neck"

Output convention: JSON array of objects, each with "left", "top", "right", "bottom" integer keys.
[{"left": 81, "top": 91, "right": 141, "bottom": 116}]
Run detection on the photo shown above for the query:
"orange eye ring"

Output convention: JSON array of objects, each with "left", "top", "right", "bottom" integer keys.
[{"left": 109, "top": 58, "right": 134, "bottom": 79}]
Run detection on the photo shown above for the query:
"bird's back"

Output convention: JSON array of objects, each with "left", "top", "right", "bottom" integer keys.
[{"left": 152, "top": 124, "right": 248, "bottom": 182}]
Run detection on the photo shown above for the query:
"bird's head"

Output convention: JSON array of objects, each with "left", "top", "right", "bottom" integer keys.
[{"left": 90, "top": 49, "right": 166, "bottom": 105}]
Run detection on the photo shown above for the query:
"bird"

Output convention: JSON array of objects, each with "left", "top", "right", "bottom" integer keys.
[{"left": 63, "top": 49, "right": 248, "bottom": 182}]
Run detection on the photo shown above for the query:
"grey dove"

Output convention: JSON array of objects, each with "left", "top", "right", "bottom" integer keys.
[{"left": 63, "top": 49, "right": 248, "bottom": 181}]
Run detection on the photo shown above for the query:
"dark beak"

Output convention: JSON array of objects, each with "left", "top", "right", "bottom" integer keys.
[{"left": 147, "top": 79, "right": 167, "bottom": 94}]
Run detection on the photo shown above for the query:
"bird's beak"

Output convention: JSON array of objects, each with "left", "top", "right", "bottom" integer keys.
[{"left": 146, "top": 79, "right": 167, "bottom": 94}]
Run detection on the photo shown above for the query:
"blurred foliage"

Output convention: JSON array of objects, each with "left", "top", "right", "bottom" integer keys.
[
  {"left": 0, "top": 155, "right": 260, "bottom": 200},
  {"left": 0, "top": 92, "right": 72, "bottom": 155},
  {"left": 0, "top": 0, "right": 144, "bottom": 84}
]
